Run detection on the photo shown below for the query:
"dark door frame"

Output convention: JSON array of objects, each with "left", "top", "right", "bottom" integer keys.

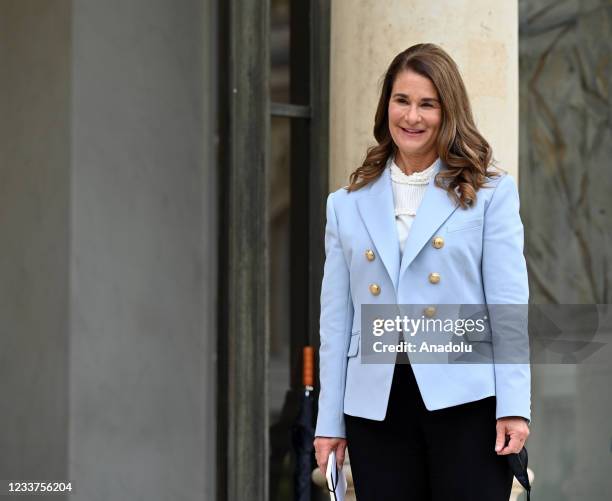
[{"left": 216, "top": 1, "right": 330, "bottom": 500}]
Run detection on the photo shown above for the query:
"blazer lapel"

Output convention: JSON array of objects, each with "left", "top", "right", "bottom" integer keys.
[
  {"left": 399, "top": 159, "right": 460, "bottom": 280},
  {"left": 356, "top": 160, "right": 401, "bottom": 292}
]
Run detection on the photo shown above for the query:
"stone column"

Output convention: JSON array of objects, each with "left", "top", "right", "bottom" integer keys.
[
  {"left": 0, "top": 0, "right": 72, "bottom": 489},
  {"left": 0, "top": 1, "right": 218, "bottom": 499}
]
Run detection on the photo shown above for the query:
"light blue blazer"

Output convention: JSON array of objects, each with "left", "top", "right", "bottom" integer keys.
[{"left": 315, "top": 156, "right": 531, "bottom": 438}]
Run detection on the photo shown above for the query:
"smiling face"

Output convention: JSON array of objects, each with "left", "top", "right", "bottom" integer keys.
[{"left": 388, "top": 69, "right": 442, "bottom": 167}]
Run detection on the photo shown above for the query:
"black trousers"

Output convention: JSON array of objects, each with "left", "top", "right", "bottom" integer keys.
[{"left": 344, "top": 358, "right": 513, "bottom": 501}]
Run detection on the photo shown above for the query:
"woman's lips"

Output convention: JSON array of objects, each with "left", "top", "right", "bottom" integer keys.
[{"left": 400, "top": 127, "right": 425, "bottom": 137}]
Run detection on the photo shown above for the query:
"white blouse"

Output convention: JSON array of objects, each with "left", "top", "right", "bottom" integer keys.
[{"left": 390, "top": 156, "right": 439, "bottom": 255}]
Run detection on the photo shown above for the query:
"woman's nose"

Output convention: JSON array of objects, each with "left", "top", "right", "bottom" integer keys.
[
  {"left": 405, "top": 105, "right": 421, "bottom": 124},
  {"left": 405, "top": 104, "right": 421, "bottom": 124}
]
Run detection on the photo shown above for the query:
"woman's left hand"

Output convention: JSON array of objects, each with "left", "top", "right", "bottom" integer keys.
[{"left": 494, "top": 416, "right": 530, "bottom": 455}]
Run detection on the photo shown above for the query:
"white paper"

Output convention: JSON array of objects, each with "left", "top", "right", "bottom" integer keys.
[{"left": 325, "top": 449, "right": 347, "bottom": 501}]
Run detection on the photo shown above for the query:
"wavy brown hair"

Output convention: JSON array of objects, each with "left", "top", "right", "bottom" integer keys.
[{"left": 347, "top": 43, "right": 501, "bottom": 208}]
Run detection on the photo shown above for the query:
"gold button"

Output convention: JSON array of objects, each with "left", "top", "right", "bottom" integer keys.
[
  {"left": 432, "top": 236, "right": 444, "bottom": 249},
  {"left": 369, "top": 283, "right": 381, "bottom": 295},
  {"left": 365, "top": 249, "right": 375, "bottom": 261},
  {"left": 423, "top": 306, "right": 437, "bottom": 318},
  {"left": 428, "top": 272, "right": 441, "bottom": 284}
]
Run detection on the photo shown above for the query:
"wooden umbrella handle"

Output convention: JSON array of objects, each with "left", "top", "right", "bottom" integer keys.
[{"left": 302, "top": 346, "right": 314, "bottom": 388}]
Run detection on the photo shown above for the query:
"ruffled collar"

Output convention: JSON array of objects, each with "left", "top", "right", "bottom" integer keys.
[{"left": 390, "top": 156, "right": 438, "bottom": 185}]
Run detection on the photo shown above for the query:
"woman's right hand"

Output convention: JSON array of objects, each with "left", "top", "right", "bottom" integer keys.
[{"left": 313, "top": 436, "right": 347, "bottom": 475}]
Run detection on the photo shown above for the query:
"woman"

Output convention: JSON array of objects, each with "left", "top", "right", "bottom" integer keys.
[{"left": 313, "top": 43, "right": 530, "bottom": 500}]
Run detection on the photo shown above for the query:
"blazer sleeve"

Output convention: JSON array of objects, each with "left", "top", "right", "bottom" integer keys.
[
  {"left": 315, "top": 192, "right": 353, "bottom": 438},
  {"left": 481, "top": 174, "right": 532, "bottom": 422}
]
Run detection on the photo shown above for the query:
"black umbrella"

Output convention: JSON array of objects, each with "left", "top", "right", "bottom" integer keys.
[
  {"left": 508, "top": 447, "right": 531, "bottom": 500},
  {"left": 291, "top": 346, "right": 316, "bottom": 501}
]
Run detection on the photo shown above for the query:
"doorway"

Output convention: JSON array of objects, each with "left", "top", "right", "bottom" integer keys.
[{"left": 217, "top": 1, "right": 330, "bottom": 500}]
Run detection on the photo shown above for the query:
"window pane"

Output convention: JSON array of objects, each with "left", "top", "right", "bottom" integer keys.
[{"left": 268, "top": 115, "right": 293, "bottom": 501}]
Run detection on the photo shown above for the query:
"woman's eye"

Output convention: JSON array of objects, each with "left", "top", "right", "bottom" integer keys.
[{"left": 422, "top": 103, "right": 433, "bottom": 108}]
